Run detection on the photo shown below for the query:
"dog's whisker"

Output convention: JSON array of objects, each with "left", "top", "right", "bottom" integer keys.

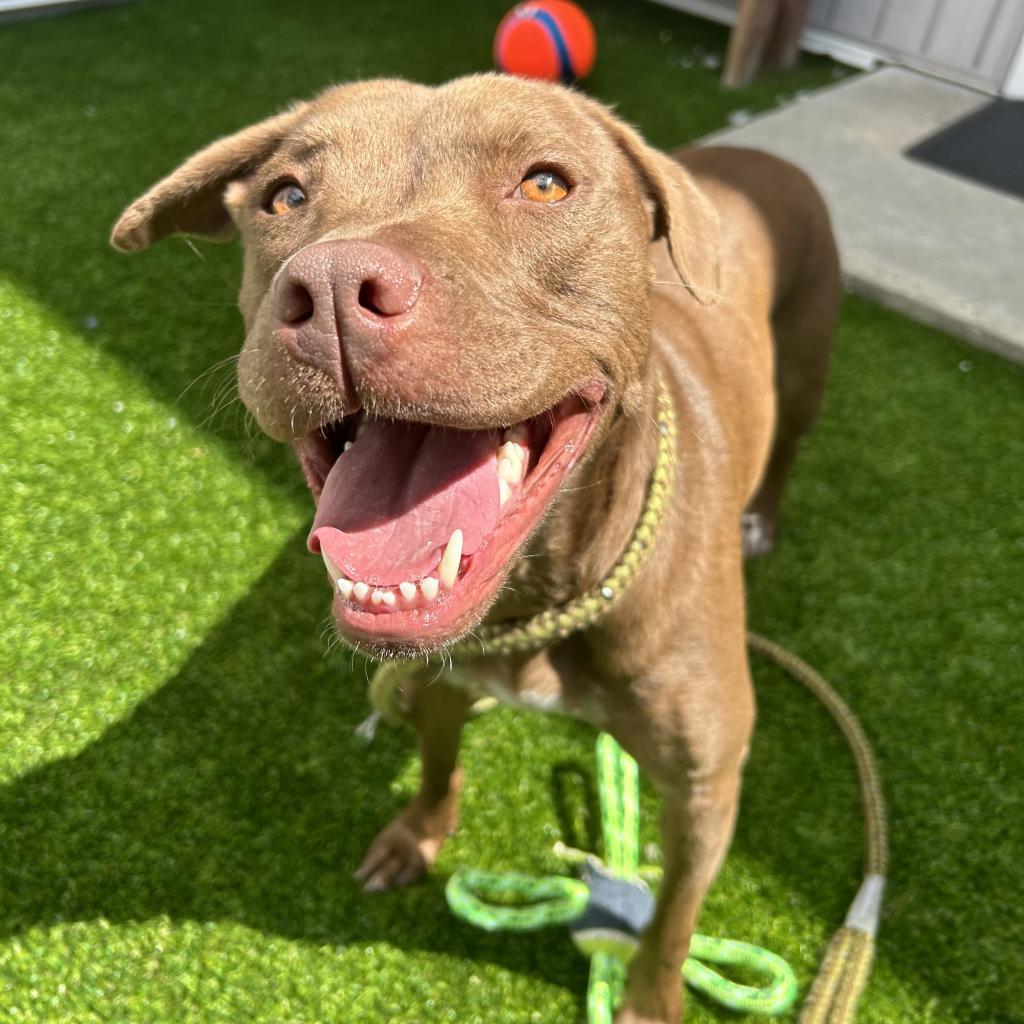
[
  {"left": 161, "top": 300, "right": 242, "bottom": 309},
  {"left": 207, "top": 375, "right": 239, "bottom": 412},
  {"left": 197, "top": 391, "right": 243, "bottom": 432},
  {"left": 426, "top": 659, "right": 447, "bottom": 686},
  {"left": 176, "top": 355, "right": 240, "bottom": 405},
  {"left": 558, "top": 480, "right": 606, "bottom": 494},
  {"left": 465, "top": 628, "right": 487, "bottom": 656}
]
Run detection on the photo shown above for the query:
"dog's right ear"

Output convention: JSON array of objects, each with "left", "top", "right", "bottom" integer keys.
[
  {"left": 575, "top": 94, "right": 721, "bottom": 306},
  {"left": 110, "top": 102, "right": 309, "bottom": 253}
]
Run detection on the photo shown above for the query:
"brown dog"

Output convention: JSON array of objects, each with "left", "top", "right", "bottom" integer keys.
[{"left": 112, "top": 74, "right": 839, "bottom": 1023}]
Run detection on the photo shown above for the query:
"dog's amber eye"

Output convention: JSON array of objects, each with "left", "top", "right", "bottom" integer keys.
[
  {"left": 268, "top": 183, "right": 307, "bottom": 215},
  {"left": 519, "top": 170, "right": 569, "bottom": 203}
]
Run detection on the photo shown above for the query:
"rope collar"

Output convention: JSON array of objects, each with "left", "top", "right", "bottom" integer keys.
[{"left": 446, "top": 373, "right": 677, "bottom": 660}]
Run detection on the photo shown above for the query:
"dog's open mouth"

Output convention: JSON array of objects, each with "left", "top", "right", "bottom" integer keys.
[{"left": 295, "top": 383, "right": 606, "bottom": 650}]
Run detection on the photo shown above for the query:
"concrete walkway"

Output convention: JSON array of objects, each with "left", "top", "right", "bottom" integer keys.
[{"left": 702, "top": 67, "right": 1024, "bottom": 363}]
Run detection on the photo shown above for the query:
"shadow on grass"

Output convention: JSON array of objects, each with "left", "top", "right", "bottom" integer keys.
[
  {"left": 551, "top": 761, "right": 603, "bottom": 858},
  {"left": 0, "top": 529, "right": 582, "bottom": 991}
]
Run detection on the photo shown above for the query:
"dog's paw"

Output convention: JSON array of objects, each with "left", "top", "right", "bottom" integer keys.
[
  {"left": 354, "top": 818, "right": 435, "bottom": 892},
  {"left": 354, "top": 798, "right": 456, "bottom": 892},
  {"left": 741, "top": 511, "right": 776, "bottom": 559}
]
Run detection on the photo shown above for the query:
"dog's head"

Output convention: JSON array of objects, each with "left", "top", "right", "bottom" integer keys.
[{"left": 112, "top": 74, "right": 718, "bottom": 655}]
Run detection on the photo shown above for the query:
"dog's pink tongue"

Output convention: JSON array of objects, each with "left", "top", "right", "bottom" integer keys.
[{"left": 308, "top": 419, "right": 500, "bottom": 586}]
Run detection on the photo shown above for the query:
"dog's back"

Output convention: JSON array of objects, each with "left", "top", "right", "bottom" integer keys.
[{"left": 666, "top": 145, "right": 840, "bottom": 555}]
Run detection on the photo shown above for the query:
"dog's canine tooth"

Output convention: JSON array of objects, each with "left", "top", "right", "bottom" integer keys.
[
  {"left": 499, "top": 478, "right": 511, "bottom": 507},
  {"left": 497, "top": 457, "right": 520, "bottom": 484},
  {"left": 353, "top": 581, "right": 370, "bottom": 602},
  {"left": 322, "top": 551, "right": 346, "bottom": 583},
  {"left": 437, "top": 529, "right": 463, "bottom": 590},
  {"left": 498, "top": 441, "right": 526, "bottom": 465},
  {"left": 343, "top": 441, "right": 353, "bottom": 452},
  {"left": 399, "top": 581, "right": 417, "bottom": 602},
  {"left": 420, "top": 577, "right": 439, "bottom": 601},
  {"left": 336, "top": 577, "right": 354, "bottom": 599}
]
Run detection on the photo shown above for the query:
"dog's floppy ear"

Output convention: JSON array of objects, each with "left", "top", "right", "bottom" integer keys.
[
  {"left": 580, "top": 97, "right": 720, "bottom": 305},
  {"left": 110, "top": 102, "right": 309, "bottom": 253}
]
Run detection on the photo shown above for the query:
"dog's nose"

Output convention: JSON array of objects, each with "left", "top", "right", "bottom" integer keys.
[{"left": 272, "top": 239, "right": 423, "bottom": 376}]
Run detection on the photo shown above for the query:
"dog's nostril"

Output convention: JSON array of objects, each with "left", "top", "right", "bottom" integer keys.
[
  {"left": 278, "top": 282, "right": 315, "bottom": 326},
  {"left": 357, "top": 279, "right": 387, "bottom": 317}
]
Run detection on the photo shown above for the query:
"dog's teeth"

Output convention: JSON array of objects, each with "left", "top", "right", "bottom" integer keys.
[
  {"left": 336, "top": 577, "right": 354, "bottom": 599},
  {"left": 343, "top": 441, "right": 353, "bottom": 452},
  {"left": 371, "top": 589, "right": 387, "bottom": 605},
  {"left": 497, "top": 457, "right": 521, "bottom": 484},
  {"left": 322, "top": 551, "right": 346, "bottom": 583},
  {"left": 420, "top": 577, "right": 439, "bottom": 601},
  {"left": 437, "top": 529, "right": 463, "bottom": 590},
  {"left": 498, "top": 441, "right": 526, "bottom": 465},
  {"left": 381, "top": 591, "right": 397, "bottom": 607},
  {"left": 353, "top": 581, "right": 370, "bottom": 602},
  {"left": 499, "top": 478, "right": 511, "bottom": 507},
  {"left": 399, "top": 581, "right": 417, "bottom": 602}
]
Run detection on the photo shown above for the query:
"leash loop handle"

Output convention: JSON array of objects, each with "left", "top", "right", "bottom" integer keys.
[{"left": 685, "top": 934, "right": 798, "bottom": 1016}]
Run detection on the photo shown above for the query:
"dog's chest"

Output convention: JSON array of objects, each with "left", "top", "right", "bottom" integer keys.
[{"left": 446, "top": 660, "right": 605, "bottom": 725}]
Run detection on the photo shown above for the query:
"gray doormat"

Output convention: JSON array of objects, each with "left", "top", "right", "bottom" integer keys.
[{"left": 906, "top": 100, "right": 1024, "bottom": 202}]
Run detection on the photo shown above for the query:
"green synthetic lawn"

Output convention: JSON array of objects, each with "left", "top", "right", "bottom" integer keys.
[{"left": 1, "top": 1, "right": 1022, "bottom": 1021}]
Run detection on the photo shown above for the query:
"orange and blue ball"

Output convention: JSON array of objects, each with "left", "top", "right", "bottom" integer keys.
[{"left": 494, "top": 1, "right": 597, "bottom": 84}]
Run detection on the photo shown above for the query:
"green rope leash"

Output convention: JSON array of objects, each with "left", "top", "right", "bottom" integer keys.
[{"left": 445, "top": 733, "right": 798, "bottom": 1019}]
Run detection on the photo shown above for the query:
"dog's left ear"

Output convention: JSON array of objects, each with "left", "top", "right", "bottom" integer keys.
[
  {"left": 110, "top": 101, "right": 309, "bottom": 253},
  {"left": 579, "top": 97, "right": 721, "bottom": 305}
]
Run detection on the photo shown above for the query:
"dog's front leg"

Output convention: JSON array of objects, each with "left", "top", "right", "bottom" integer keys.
[
  {"left": 355, "top": 674, "right": 473, "bottom": 891},
  {"left": 611, "top": 669, "right": 753, "bottom": 1023},
  {"left": 616, "top": 769, "right": 744, "bottom": 1023}
]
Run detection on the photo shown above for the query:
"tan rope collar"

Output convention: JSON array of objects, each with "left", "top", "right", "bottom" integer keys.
[{"left": 447, "top": 374, "right": 677, "bottom": 659}]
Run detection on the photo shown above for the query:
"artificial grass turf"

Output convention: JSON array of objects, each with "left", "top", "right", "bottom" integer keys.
[{"left": 0, "top": 0, "right": 1022, "bottom": 1021}]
